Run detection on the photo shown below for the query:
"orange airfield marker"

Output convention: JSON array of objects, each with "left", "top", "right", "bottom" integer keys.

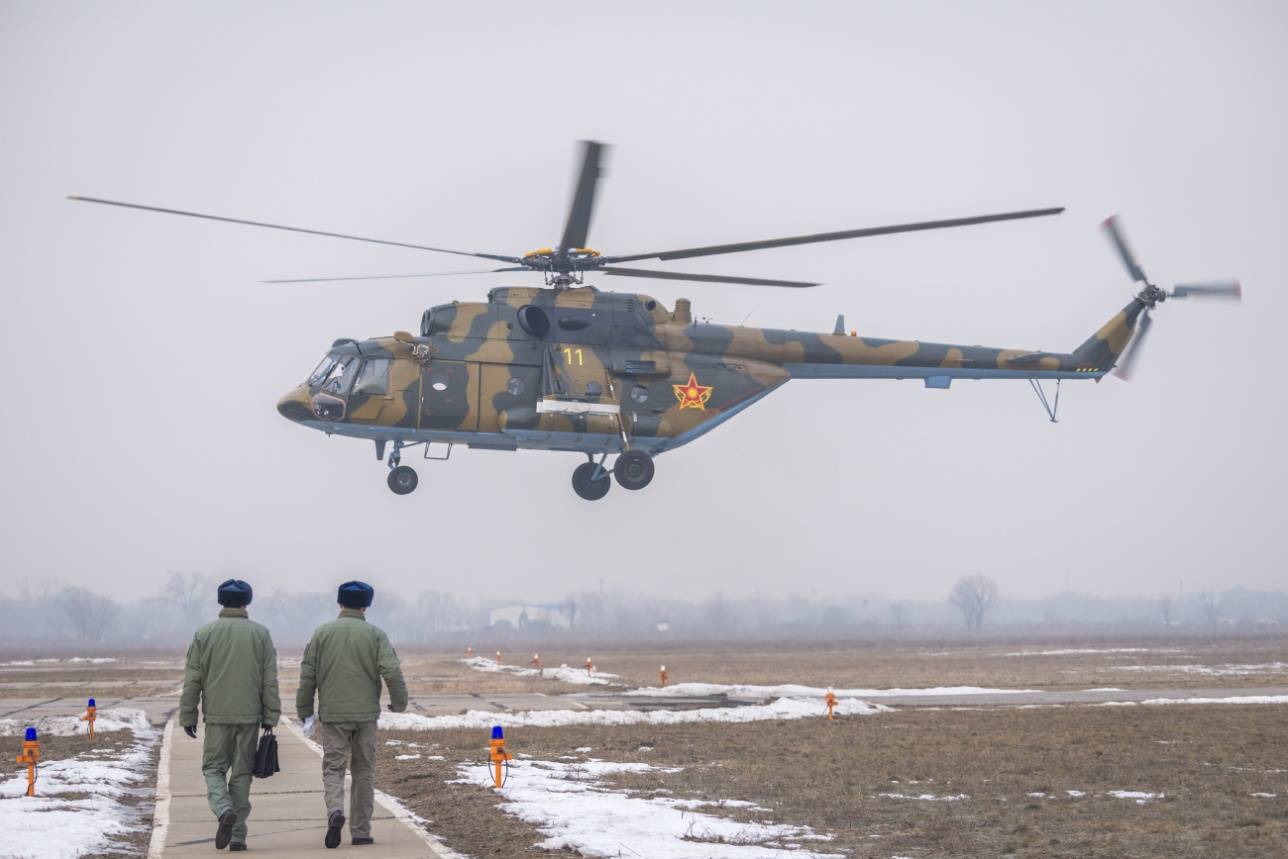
[
  {"left": 15, "top": 727, "right": 39, "bottom": 796},
  {"left": 659, "top": 665, "right": 668, "bottom": 687},
  {"left": 584, "top": 657, "right": 595, "bottom": 677},
  {"left": 489, "top": 725, "right": 512, "bottom": 789},
  {"left": 465, "top": 645, "right": 474, "bottom": 657},
  {"left": 530, "top": 653, "right": 542, "bottom": 675},
  {"left": 495, "top": 650, "right": 502, "bottom": 665},
  {"left": 81, "top": 698, "right": 97, "bottom": 739},
  {"left": 824, "top": 689, "right": 838, "bottom": 720}
]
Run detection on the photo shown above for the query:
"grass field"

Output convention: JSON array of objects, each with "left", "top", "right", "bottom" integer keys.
[
  {"left": 3, "top": 635, "right": 1286, "bottom": 857},
  {"left": 387, "top": 636, "right": 1288, "bottom": 695},
  {"left": 379, "top": 702, "right": 1288, "bottom": 858}
]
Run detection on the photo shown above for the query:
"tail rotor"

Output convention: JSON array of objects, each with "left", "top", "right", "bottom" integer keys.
[{"left": 1100, "top": 216, "right": 1241, "bottom": 380}]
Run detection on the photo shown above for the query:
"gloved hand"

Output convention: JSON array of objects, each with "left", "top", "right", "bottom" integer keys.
[
  {"left": 183, "top": 725, "right": 197, "bottom": 739},
  {"left": 301, "top": 715, "right": 316, "bottom": 738}
]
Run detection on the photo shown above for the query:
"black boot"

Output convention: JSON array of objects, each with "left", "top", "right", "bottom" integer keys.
[
  {"left": 215, "top": 811, "right": 237, "bottom": 850},
  {"left": 324, "top": 810, "right": 346, "bottom": 849}
]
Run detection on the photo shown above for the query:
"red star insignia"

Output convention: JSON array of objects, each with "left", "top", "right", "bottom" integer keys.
[{"left": 673, "top": 372, "right": 713, "bottom": 411}]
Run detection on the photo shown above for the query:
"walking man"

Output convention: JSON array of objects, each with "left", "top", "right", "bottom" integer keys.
[
  {"left": 297, "top": 580, "right": 408, "bottom": 848},
  {"left": 179, "top": 579, "right": 280, "bottom": 852}
]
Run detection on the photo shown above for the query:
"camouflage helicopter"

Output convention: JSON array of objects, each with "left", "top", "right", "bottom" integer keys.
[{"left": 70, "top": 142, "right": 1239, "bottom": 500}]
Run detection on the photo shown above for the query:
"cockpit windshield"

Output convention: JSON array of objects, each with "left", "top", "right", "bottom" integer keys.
[
  {"left": 307, "top": 355, "right": 336, "bottom": 385},
  {"left": 319, "top": 354, "right": 360, "bottom": 394}
]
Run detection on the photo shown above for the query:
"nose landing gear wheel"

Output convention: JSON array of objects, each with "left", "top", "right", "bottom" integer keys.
[
  {"left": 572, "top": 462, "right": 611, "bottom": 501},
  {"left": 387, "top": 465, "right": 419, "bottom": 495},
  {"left": 613, "top": 450, "right": 654, "bottom": 491}
]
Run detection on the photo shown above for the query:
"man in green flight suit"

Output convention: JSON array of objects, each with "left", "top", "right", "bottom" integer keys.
[
  {"left": 179, "top": 579, "right": 280, "bottom": 852},
  {"left": 297, "top": 580, "right": 407, "bottom": 849}
]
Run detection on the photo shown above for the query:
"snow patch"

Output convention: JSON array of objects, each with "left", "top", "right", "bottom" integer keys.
[
  {"left": 1114, "top": 662, "right": 1288, "bottom": 676},
  {"left": 381, "top": 697, "right": 888, "bottom": 732},
  {"left": 461, "top": 656, "right": 620, "bottom": 686},
  {"left": 0, "top": 707, "right": 154, "bottom": 738},
  {"left": 453, "top": 757, "right": 841, "bottom": 858},
  {"left": 1005, "top": 648, "right": 1168, "bottom": 657},
  {"left": 626, "top": 683, "right": 1035, "bottom": 700},
  {"left": 1107, "top": 790, "right": 1162, "bottom": 804},
  {"left": 876, "top": 792, "right": 968, "bottom": 802},
  {"left": 0, "top": 708, "right": 158, "bottom": 859}
]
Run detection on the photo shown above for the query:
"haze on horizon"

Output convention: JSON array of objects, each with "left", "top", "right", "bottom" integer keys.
[{"left": 2, "top": 2, "right": 1284, "bottom": 605}]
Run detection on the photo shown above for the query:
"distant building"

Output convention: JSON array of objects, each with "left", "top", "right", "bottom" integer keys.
[{"left": 488, "top": 603, "right": 574, "bottom": 631}]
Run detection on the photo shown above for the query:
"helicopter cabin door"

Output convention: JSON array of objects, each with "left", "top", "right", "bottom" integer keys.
[
  {"left": 535, "top": 343, "right": 623, "bottom": 437},
  {"left": 420, "top": 359, "right": 479, "bottom": 432}
]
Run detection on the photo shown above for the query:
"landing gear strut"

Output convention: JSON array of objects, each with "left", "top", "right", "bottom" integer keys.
[
  {"left": 386, "top": 442, "right": 419, "bottom": 495},
  {"left": 571, "top": 456, "right": 612, "bottom": 501}
]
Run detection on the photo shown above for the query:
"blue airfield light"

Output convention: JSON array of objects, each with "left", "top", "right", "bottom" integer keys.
[
  {"left": 88, "top": 698, "right": 96, "bottom": 707},
  {"left": 25, "top": 727, "right": 37, "bottom": 741},
  {"left": 491, "top": 725, "right": 504, "bottom": 740}
]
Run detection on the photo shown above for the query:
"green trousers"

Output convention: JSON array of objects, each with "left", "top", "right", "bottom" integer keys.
[
  {"left": 201, "top": 722, "right": 259, "bottom": 843},
  {"left": 319, "top": 720, "right": 378, "bottom": 838}
]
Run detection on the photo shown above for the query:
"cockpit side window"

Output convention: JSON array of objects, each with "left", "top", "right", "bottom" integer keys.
[
  {"left": 353, "top": 357, "right": 391, "bottom": 396},
  {"left": 308, "top": 355, "right": 336, "bottom": 386},
  {"left": 320, "top": 354, "right": 359, "bottom": 394}
]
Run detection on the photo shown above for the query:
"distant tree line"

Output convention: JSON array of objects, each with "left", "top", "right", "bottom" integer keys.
[{"left": 0, "top": 573, "right": 1285, "bottom": 650}]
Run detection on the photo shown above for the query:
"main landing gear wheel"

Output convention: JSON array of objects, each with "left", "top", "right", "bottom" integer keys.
[
  {"left": 614, "top": 450, "right": 654, "bottom": 491},
  {"left": 572, "top": 462, "right": 611, "bottom": 501},
  {"left": 387, "top": 465, "right": 419, "bottom": 495}
]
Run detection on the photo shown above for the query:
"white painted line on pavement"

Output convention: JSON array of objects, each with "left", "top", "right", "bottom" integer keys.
[{"left": 146, "top": 718, "right": 175, "bottom": 859}]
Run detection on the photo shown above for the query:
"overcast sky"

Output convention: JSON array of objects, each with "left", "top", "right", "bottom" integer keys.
[{"left": 2, "top": 2, "right": 1284, "bottom": 604}]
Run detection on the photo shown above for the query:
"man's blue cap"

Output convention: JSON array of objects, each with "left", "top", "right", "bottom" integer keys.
[
  {"left": 337, "top": 580, "right": 374, "bottom": 609},
  {"left": 88, "top": 698, "right": 95, "bottom": 707},
  {"left": 491, "top": 725, "right": 504, "bottom": 739},
  {"left": 217, "top": 579, "right": 253, "bottom": 608},
  {"left": 25, "top": 727, "right": 37, "bottom": 741}
]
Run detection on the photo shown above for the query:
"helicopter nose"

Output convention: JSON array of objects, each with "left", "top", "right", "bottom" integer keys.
[{"left": 277, "top": 385, "right": 314, "bottom": 423}]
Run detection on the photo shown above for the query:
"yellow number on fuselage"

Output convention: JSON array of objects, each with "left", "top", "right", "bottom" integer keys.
[{"left": 562, "top": 347, "right": 584, "bottom": 366}]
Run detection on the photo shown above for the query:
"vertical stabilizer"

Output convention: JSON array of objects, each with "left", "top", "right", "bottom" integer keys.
[{"left": 1072, "top": 299, "right": 1146, "bottom": 370}]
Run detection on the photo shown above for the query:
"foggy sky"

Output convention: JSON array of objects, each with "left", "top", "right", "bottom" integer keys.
[{"left": 2, "top": 2, "right": 1284, "bottom": 604}]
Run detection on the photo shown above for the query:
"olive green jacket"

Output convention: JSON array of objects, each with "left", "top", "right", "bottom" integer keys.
[
  {"left": 179, "top": 608, "right": 281, "bottom": 727},
  {"left": 296, "top": 609, "right": 408, "bottom": 723}
]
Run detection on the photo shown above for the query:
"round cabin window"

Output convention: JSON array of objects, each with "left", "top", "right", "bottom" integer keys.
[
  {"left": 506, "top": 376, "right": 526, "bottom": 396},
  {"left": 630, "top": 385, "right": 649, "bottom": 403}
]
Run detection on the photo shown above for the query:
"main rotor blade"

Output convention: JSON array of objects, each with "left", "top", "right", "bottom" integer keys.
[
  {"left": 1113, "top": 308, "right": 1153, "bottom": 381},
  {"left": 262, "top": 267, "right": 528, "bottom": 284},
  {"left": 1171, "top": 280, "right": 1242, "bottom": 300},
  {"left": 559, "top": 141, "right": 609, "bottom": 251},
  {"left": 67, "top": 196, "right": 523, "bottom": 263},
  {"left": 599, "top": 266, "right": 819, "bottom": 288},
  {"left": 1101, "top": 215, "right": 1147, "bottom": 284},
  {"left": 604, "top": 207, "right": 1064, "bottom": 264}
]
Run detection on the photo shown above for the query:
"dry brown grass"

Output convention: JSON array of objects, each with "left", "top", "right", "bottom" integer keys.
[
  {"left": 388, "top": 637, "right": 1288, "bottom": 694},
  {"left": 379, "top": 703, "right": 1288, "bottom": 858}
]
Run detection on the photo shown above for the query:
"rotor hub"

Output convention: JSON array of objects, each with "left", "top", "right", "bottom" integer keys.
[{"left": 1138, "top": 283, "right": 1168, "bottom": 308}]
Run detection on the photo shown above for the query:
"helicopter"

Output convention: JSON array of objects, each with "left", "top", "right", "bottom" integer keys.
[{"left": 70, "top": 142, "right": 1239, "bottom": 500}]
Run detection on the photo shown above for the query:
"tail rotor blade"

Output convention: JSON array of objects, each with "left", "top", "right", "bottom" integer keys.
[
  {"left": 1101, "top": 215, "right": 1148, "bottom": 284},
  {"left": 1112, "top": 308, "right": 1153, "bottom": 381},
  {"left": 559, "top": 141, "right": 610, "bottom": 251},
  {"left": 1171, "top": 280, "right": 1242, "bottom": 301}
]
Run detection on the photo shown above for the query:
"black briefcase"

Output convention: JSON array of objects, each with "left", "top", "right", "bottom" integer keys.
[{"left": 253, "top": 729, "right": 280, "bottom": 779}]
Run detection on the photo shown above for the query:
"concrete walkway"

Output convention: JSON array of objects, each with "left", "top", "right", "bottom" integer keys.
[{"left": 153, "top": 716, "right": 450, "bottom": 858}]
